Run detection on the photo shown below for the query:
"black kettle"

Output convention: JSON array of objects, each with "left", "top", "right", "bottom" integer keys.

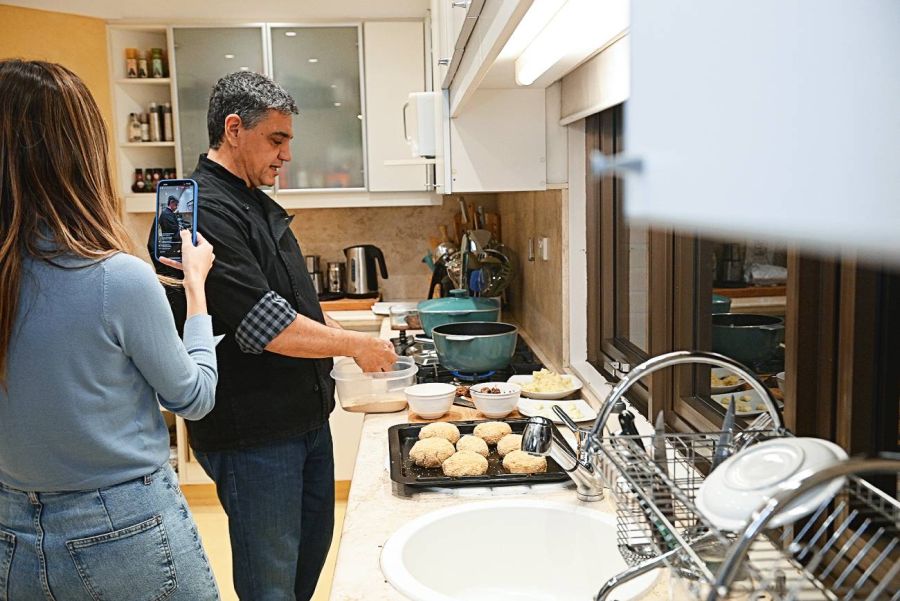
[{"left": 343, "top": 245, "right": 388, "bottom": 298}]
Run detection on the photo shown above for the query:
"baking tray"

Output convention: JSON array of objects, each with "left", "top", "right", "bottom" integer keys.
[{"left": 388, "top": 418, "right": 571, "bottom": 497}]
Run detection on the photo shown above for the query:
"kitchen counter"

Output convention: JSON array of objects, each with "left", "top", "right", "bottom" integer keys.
[{"left": 328, "top": 318, "right": 670, "bottom": 600}]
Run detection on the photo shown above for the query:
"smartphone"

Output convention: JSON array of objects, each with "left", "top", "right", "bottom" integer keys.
[{"left": 154, "top": 179, "right": 198, "bottom": 262}]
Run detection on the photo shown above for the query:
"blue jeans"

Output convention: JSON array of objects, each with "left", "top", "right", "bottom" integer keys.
[
  {"left": 194, "top": 423, "right": 335, "bottom": 601},
  {"left": 0, "top": 463, "right": 219, "bottom": 601}
]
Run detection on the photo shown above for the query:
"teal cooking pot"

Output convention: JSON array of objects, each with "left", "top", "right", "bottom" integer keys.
[
  {"left": 712, "top": 313, "right": 784, "bottom": 368},
  {"left": 711, "top": 294, "right": 732, "bottom": 314},
  {"left": 417, "top": 289, "right": 500, "bottom": 337},
  {"left": 431, "top": 322, "right": 518, "bottom": 373}
]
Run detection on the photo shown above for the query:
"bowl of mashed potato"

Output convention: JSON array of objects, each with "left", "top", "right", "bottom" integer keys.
[{"left": 508, "top": 369, "right": 583, "bottom": 400}]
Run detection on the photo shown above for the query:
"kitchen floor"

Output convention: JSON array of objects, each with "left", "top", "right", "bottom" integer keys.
[{"left": 184, "top": 485, "right": 347, "bottom": 601}]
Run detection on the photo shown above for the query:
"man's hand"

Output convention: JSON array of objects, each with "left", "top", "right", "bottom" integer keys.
[{"left": 352, "top": 337, "right": 398, "bottom": 373}]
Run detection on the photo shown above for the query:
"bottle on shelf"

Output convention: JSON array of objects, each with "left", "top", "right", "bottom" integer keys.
[
  {"left": 148, "top": 103, "right": 162, "bottom": 142},
  {"left": 162, "top": 103, "right": 173, "bottom": 141},
  {"left": 127, "top": 113, "right": 142, "bottom": 143},
  {"left": 151, "top": 48, "right": 165, "bottom": 78},
  {"left": 125, "top": 48, "right": 138, "bottom": 78},
  {"left": 140, "top": 113, "right": 150, "bottom": 142},
  {"left": 150, "top": 168, "right": 162, "bottom": 192},
  {"left": 131, "top": 168, "right": 146, "bottom": 193},
  {"left": 137, "top": 51, "right": 149, "bottom": 78}
]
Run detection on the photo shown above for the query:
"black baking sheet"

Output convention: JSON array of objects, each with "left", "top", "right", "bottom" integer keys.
[{"left": 388, "top": 418, "right": 571, "bottom": 496}]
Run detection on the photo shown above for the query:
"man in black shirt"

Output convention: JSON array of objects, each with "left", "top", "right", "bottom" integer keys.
[
  {"left": 151, "top": 71, "right": 396, "bottom": 600},
  {"left": 158, "top": 196, "right": 181, "bottom": 234}
]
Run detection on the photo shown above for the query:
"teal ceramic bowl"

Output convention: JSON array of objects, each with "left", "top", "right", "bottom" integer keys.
[{"left": 431, "top": 322, "right": 518, "bottom": 373}]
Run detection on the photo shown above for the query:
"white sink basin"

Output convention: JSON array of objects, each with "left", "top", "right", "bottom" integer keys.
[{"left": 380, "top": 499, "right": 658, "bottom": 601}]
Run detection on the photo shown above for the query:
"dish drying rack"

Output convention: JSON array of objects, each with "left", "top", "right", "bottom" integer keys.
[{"left": 588, "top": 351, "right": 900, "bottom": 601}]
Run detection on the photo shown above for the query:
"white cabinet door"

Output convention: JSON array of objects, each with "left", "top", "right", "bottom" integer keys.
[
  {"left": 363, "top": 21, "right": 428, "bottom": 192},
  {"left": 449, "top": 88, "right": 546, "bottom": 193},
  {"left": 625, "top": 0, "right": 900, "bottom": 262}
]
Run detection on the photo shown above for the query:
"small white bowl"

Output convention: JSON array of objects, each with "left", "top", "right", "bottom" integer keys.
[
  {"left": 775, "top": 371, "right": 786, "bottom": 393},
  {"left": 469, "top": 382, "right": 521, "bottom": 418},
  {"left": 404, "top": 383, "right": 456, "bottom": 419}
]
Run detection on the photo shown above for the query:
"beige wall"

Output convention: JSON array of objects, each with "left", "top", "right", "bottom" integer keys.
[
  {"left": 497, "top": 190, "right": 565, "bottom": 368},
  {"left": 0, "top": 5, "right": 112, "bottom": 132}
]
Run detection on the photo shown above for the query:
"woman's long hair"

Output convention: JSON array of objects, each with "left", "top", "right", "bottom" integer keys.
[{"left": 0, "top": 59, "right": 132, "bottom": 383}]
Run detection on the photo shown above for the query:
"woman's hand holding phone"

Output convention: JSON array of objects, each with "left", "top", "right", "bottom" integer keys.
[{"left": 158, "top": 230, "right": 215, "bottom": 318}]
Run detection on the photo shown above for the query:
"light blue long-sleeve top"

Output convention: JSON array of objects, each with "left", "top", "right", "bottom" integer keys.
[{"left": 0, "top": 251, "right": 217, "bottom": 491}]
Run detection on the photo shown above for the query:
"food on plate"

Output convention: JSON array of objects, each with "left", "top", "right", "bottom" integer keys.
[
  {"left": 418, "top": 422, "right": 461, "bottom": 444},
  {"left": 520, "top": 369, "right": 574, "bottom": 393},
  {"left": 502, "top": 450, "right": 547, "bottom": 474},
  {"left": 711, "top": 373, "right": 741, "bottom": 387},
  {"left": 442, "top": 450, "right": 489, "bottom": 477},
  {"left": 478, "top": 386, "right": 503, "bottom": 394},
  {"left": 717, "top": 394, "right": 758, "bottom": 413},
  {"left": 456, "top": 434, "right": 489, "bottom": 458},
  {"left": 528, "top": 401, "right": 585, "bottom": 421},
  {"left": 473, "top": 421, "right": 512, "bottom": 445},
  {"left": 497, "top": 433, "right": 522, "bottom": 457},
  {"left": 409, "top": 438, "right": 455, "bottom": 468}
]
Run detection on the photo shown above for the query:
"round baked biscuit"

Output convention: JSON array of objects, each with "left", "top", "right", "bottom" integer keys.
[
  {"left": 456, "top": 434, "right": 489, "bottom": 457},
  {"left": 441, "top": 450, "right": 489, "bottom": 477},
  {"left": 409, "top": 437, "right": 455, "bottom": 468},
  {"left": 472, "top": 421, "right": 512, "bottom": 445},
  {"left": 497, "top": 433, "right": 523, "bottom": 457},
  {"left": 418, "top": 422, "right": 461, "bottom": 444},
  {"left": 502, "top": 450, "right": 547, "bottom": 474}
]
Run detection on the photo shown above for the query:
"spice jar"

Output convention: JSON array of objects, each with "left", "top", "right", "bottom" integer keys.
[
  {"left": 150, "top": 48, "right": 164, "bottom": 78},
  {"left": 137, "top": 51, "right": 148, "bottom": 78},
  {"left": 125, "top": 48, "right": 138, "bottom": 78},
  {"left": 131, "top": 168, "right": 146, "bottom": 193}
]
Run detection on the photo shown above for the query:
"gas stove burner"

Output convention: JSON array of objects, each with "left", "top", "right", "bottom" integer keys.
[
  {"left": 450, "top": 370, "right": 496, "bottom": 382},
  {"left": 413, "top": 334, "right": 433, "bottom": 345}
]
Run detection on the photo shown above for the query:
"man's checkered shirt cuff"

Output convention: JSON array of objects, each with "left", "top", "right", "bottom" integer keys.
[{"left": 234, "top": 291, "right": 298, "bottom": 354}]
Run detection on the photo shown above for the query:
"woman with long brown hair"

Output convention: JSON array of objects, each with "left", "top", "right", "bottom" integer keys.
[{"left": 0, "top": 60, "right": 220, "bottom": 599}]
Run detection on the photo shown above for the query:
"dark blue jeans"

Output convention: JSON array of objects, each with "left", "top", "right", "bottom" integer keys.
[{"left": 194, "top": 424, "right": 335, "bottom": 601}]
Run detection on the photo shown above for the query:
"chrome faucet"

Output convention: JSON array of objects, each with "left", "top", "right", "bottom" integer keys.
[{"left": 522, "top": 350, "right": 785, "bottom": 505}]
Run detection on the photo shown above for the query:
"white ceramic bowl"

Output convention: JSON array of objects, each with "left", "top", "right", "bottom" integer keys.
[
  {"left": 469, "top": 382, "right": 521, "bottom": 418},
  {"left": 696, "top": 437, "right": 848, "bottom": 532},
  {"left": 404, "top": 383, "right": 456, "bottom": 419}
]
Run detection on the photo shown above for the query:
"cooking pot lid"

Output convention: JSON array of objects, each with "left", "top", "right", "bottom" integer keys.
[{"left": 417, "top": 289, "right": 499, "bottom": 314}]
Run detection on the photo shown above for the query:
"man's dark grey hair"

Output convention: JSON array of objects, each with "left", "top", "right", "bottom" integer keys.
[{"left": 207, "top": 71, "right": 298, "bottom": 149}]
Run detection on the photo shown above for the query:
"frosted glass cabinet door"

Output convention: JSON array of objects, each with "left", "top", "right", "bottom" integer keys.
[
  {"left": 625, "top": 0, "right": 900, "bottom": 262},
  {"left": 271, "top": 26, "right": 365, "bottom": 190},
  {"left": 173, "top": 27, "right": 265, "bottom": 177}
]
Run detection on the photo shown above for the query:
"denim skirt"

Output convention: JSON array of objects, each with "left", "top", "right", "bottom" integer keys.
[{"left": 0, "top": 463, "right": 219, "bottom": 601}]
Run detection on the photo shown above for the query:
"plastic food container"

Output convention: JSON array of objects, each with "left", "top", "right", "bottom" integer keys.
[
  {"left": 331, "top": 356, "right": 417, "bottom": 413},
  {"left": 404, "top": 382, "right": 456, "bottom": 419}
]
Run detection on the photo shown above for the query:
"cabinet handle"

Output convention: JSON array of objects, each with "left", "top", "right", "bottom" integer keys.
[
  {"left": 527, "top": 238, "right": 535, "bottom": 262},
  {"left": 590, "top": 151, "right": 644, "bottom": 176},
  {"left": 438, "top": 58, "right": 450, "bottom": 66},
  {"left": 402, "top": 101, "right": 411, "bottom": 144},
  {"left": 452, "top": 0, "right": 471, "bottom": 8}
]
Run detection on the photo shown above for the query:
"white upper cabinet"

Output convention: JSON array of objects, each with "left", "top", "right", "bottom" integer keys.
[
  {"left": 363, "top": 21, "right": 428, "bottom": 192},
  {"left": 624, "top": 0, "right": 900, "bottom": 262}
]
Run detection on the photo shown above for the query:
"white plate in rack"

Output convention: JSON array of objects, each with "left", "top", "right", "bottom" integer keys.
[
  {"left": 507, "top": 374, "right": 583, "bottom": 400},
  {"left": 517, "top": 398, "right": 597, "bottom": 423}
]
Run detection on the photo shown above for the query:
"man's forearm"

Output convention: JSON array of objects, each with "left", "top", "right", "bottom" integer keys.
[{"left": 265, "top": 314, "right": 363, "bottom": 358}]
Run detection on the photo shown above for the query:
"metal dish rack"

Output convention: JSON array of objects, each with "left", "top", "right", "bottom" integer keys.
[{"left": 589, "top": 351, "right": 900, "bottom": 601}]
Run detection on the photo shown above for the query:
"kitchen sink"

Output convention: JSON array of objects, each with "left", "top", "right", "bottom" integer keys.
[{"left": 380, "top": 499, "right": 659, "bottom": 601}]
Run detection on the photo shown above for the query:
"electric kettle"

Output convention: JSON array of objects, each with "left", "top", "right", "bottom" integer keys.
[{"left": 343, "top": 245, "right": 388, "bottom": 298}]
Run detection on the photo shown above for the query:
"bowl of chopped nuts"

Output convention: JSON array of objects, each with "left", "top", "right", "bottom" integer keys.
[{"left": 469, "top": 382, "right": 521, "bottom": 418}]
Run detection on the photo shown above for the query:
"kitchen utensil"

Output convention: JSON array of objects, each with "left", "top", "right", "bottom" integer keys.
[
  {"left": 507, "top": 373, "right": 583, "bottom": 400},
  {"left": 468, "top": 381, "right": 521, "bottom": 418},
  {"left": 388, "top": 419, "right": 570, "bottom": 496},
  {"left": 516, "top": 398, "right": 597, "bottom": 423},
  {"left": 484, "top": 212, "right": 502, "bottom": 243},
  {"left": 711, "top": 313, "right": 784, "bottom": 368},
  {"left": 305, "top": 255, "right": 320, "bottom": 273},
  {"left": 310, "top": 271, "right": 325, "bottom": 295},
  {"left": 711, "top": 396, "right": 736, "bottom": 471},
  {"left": 652, "top": 411, "right": 668, "bottom": 476},
  {"left": 432, "top": 225, "right": 458, "bottom": 264},
  {"left": 327, "top": 262, "right": 346, "bottom": 294},
  {"left": 330, "top": 356, "right": 417, "bottom": 413},
  {"left": 695, "top": 437, "right": 849, "bottom": 531},
  {"left": 618, "top": 409, "right": 645, "bottom": 452},
  {"left": 344, "top": 244, "right": 389, "bottom": 298},
  {"left": 404, "top": 383, "right": 456, "bottom": 419},
  {"left": 416, "top": 289, "right": 500, "bottom": 336},
  {"left": 430, "top": 321, "right": 518, "bottom": 373}
]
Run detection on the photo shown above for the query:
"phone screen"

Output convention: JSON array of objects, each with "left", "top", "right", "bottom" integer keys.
[{"left": 155, "top": 180, "right": 196, "bottom": 261}]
